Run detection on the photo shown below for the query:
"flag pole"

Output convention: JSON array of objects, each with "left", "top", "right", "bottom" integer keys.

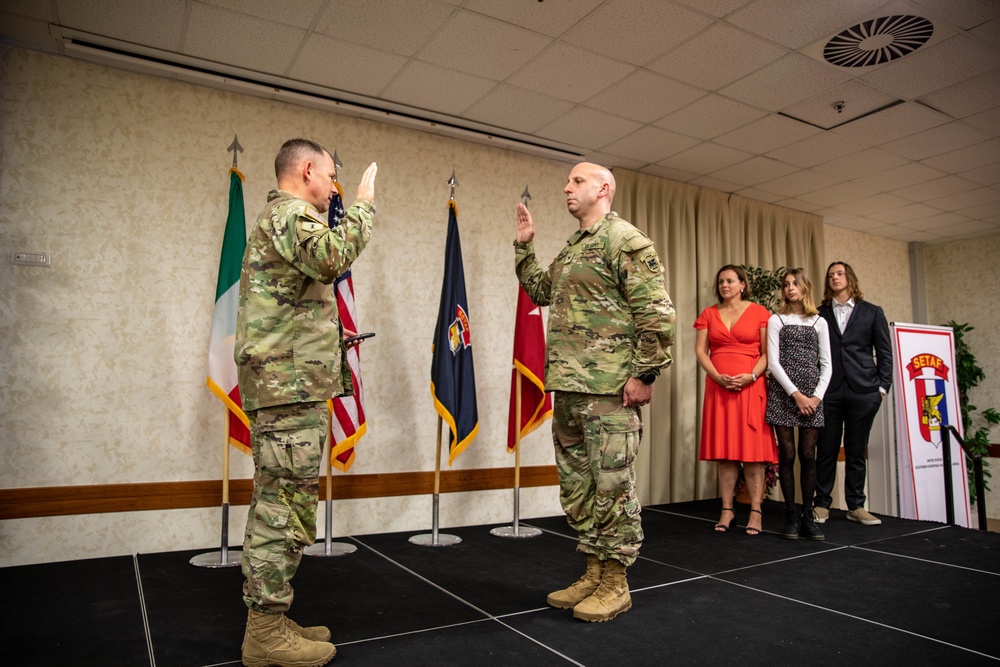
[
  {"left": 305, "top": 428, "right": 357, "bottom": 557},
  {"left": 491, "top": 370, "right": 541, "bottom": 539},
  {"left": 190, "top": 412, "right": 243, "bottom": 567},
  {"left": 410, "top": 416, "right": 461, "bottom": 546}
]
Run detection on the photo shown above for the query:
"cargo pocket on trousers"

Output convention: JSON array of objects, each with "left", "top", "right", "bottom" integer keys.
[{"left": 598, "top": 412, "right": 641, "bottom": 471}]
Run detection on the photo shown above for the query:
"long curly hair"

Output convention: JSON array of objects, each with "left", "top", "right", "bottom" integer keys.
[{"left": 822, "top": 261, "right": 864, "bottom": 305}]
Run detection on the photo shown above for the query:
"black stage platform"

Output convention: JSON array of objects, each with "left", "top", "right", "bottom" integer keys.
[{"left": 4, "top": 499, "right": 999, "bottom": 666}]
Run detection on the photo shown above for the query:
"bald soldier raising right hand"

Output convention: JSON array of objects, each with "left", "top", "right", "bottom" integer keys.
[{"left": 514, "top": 162, "right": 675, "bottom": 622}]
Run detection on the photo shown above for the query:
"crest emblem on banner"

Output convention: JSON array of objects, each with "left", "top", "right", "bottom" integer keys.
[
  {"left": 906, "top": 353, "right": 951, "bottom": 446},
  {"left": 448, "top": 305, "right": 472, "bottom": 353}
]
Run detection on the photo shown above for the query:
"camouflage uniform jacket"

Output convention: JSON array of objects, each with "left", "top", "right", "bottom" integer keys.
[
  {"left": 515, "top": 211, "right": 675, "bottom": 395},
  {"left": 236, "top": 189, "right": 374, "bottom": 411}
]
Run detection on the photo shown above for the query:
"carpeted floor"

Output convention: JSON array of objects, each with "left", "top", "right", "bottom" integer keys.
[{"left": 4, "top": 499, "right": 998, "bottom": 666}]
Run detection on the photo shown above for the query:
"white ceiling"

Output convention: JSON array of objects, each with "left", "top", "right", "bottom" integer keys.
[{"left": 3, "top": 0, "right": 1000, "bottom": 243}]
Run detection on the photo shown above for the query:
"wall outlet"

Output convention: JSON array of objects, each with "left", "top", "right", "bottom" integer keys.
[{"left": 9, "top": 251, "right": 51, "bottom": 267}]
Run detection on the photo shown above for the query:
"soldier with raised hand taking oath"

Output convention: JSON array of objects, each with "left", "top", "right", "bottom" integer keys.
[{"left": 513, "top": 162, "right": 675, "bottom": 622}]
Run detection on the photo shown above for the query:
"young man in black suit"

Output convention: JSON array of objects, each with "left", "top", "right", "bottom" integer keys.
[{"left": 814, "top": 262, "right": 892, "bottom": 526}]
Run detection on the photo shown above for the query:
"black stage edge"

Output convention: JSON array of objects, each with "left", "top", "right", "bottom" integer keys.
[{"left": 3, "top": 499, "right": 998, "bottom": 666}]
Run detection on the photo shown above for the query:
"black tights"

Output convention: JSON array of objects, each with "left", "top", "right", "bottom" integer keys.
[{"left": 775, "top": 426, "right": 819, "bottom": 509}]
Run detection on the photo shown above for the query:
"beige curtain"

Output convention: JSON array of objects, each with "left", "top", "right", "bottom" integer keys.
[{"left": 616, "top": 169, "right": 825, "bottom": 505}]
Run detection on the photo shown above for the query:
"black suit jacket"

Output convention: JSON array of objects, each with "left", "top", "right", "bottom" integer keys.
[{"left": 819, "top": 299, "right": 892, "bottom": 394}]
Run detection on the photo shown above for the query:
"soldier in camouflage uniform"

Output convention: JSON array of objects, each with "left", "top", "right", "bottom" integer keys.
[
  {"left": 235, "top": 138, "right": 377, "bottom": 667},
  {"left": 514, "top": 162, "right": 675, "bottom": 623}
]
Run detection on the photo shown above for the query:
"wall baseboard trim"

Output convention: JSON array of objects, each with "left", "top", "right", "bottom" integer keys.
[{"left": 0, "top": 466, "right": 558, "bottom": 520}]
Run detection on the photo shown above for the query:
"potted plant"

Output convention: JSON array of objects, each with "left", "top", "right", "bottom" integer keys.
[
  {"left": 733, "top": 265, "right": 786, "bottom": 502},
  {"left": 946, "top": 321, "right": 996, "bottom": 506}
]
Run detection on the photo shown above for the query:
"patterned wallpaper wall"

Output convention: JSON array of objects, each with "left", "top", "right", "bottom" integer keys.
[{"left": 3, "top": 47, "right": 996, "bottom": 565}]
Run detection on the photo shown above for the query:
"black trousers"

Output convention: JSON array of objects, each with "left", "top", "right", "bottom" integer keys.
[{"left": 815, "top": 383, "right": 883, "bottom": 510}]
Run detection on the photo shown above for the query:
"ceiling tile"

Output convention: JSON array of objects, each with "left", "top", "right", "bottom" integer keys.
[
  {"left": 924, "top": 186, "right": 1000, "bottom": 211},
  {"left": 202, "top": 0, "right": 324, "bottom": 29},
  {"left": 584, "top": 152, "right": 646, "bottom": 170},
  {"left": 291, "top": 33, "right": 407, "bottom": 97},
  {"left": 910, "top": 0, "right": 1000, "bottom": 30},
  {"left": 654, "top": 94, "right": 768, "bottom": 140},
  {"left": 829, "top": 216, "right": 891, "bottom": 233},
  {"left": 562, "top": 0, "right": 713, "bottom": 65},
  {"left": 812, "top": 148, "right": 910, "bottom": 181},
  {"left": 646, "top": 22, "right": 786, "bottom": 91},
  {"left": 709, "top": 156, "right": 800, "bottom": 187},
  {"left": 534, "top": 106, "right": 642, "bottom": 150},
  {"left": 600, "top": 125, "right": 701, "bottom": 164},
  {"left": 780, "top": 81, "right": 898, "bottom": 129},
  {"left": 379, "top": 61, "right": 495, "bottom": 116},
  {"left": 673, "top": 0, "right": 752, "bottom": 19},
  {"left": 870, "top": 224, "right": 929, "bottom": 241},
  {"left": 640, "top": 164, "right": 700, "bottom": 184},
  {"left": 753, "top": 169, "right": 842, "bottom": 198},
  {"left": 961, "top": 162, "right": 1000, "bottom": 186},
  {"left": 659, "top": 142, "right": 754, "bottom": 174},
  {"left": 585, "top": 70, "right": 706, "bottom": 123},
  {"left": 969, "top": 17, "right": 1000, "bottom": 49},
  {"left": 56, "top": 0, "right": 187, "bottom": 51},
  {"left": 186, "top": 4, "right": 304, "bottom": 75},
  {"left": 890, "top": 175, "right": 981, "bottom": 201},
  {"left": 507, "top": 43, "right": 635, "bottom": 103},
  {"left": 956, "top": 200, "right": 1000, "bottom": 219},
  {"left": 870, "top": 203, "right": 946, "bottom": 224},
  {"left": 313, "top": 0, "right": 454, "bottom": 56},
  {"left": 857, "top": 162, "right": 948, "bottom": 192},
  {"left": 726, "top": 0, "right": 891, "bottom": 49},
  {"left": 920, "top": 138, "right": 1000, "bottom": 173},
  {"left": 720, "top": 53, "right": 851, "bottom": 112},
  {"left": 462, "top": 85, "right": 575, "bottom": 134},
  {"left": 962, "top": 106, "right": 1000, "bottom": 136},
  {"left": 714, "top": 113, "right": 821, "bottom": 153},
  {"left": 860, "top": 35, "right": 1000, "bottom": 99},
  {"left": 462, "top": 0, "right": 604, "bottom": 38},
  {"left": 830, "top": 101, "right": 950, "bottom": 146},
  {"left": 417, "top": 10, "right": 551, "bottom": 80},
  {"left": 836, "top": 193, "right": 913, "bottom": 216},
  {"left": 881, "top": 121, "right": 993, "bottom": 160},
  {"left": 897, "top": 211, "right": 970, "bottom": 230},
  {"left": 932, "top": 219, "right": 1000, "bottom": 237},
  {"left": 919, "top": 68, "right": 1000, "bottom": 119},
  {"left": 765, "top": 131, "right": 868, "bottom": 168},
  {"left": 797, "top": 181, "right": 880, "bottom": 207}
]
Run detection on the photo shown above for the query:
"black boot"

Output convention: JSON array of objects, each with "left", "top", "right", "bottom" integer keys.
[
  {"left": 800, "top": 505, "right": 825, "bottom": 541},
  {"left": 780, "top": 505, "right": 800, "bottom": 540}
]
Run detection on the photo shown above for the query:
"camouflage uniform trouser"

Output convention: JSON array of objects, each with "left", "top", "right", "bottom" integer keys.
[
  {"left": 552, "top": 391, "right": 643, "bottom": 567},
  {"left": 242, "top": 401, "right": 327, "bottom": 613}
]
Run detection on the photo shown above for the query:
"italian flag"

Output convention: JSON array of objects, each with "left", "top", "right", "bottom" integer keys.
[{"left": 206, "top": 167, "right": 251, "bottom": 453}]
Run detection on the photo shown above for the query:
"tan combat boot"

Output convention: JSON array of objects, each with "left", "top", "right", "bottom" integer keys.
[
  {"left": 242, "top": 609, "right": 336, "bottom": 667},
  {"left": 282, "top": 613, "right": 332, "bottom": 642},
  {"left": 546, "top": 555, "right": 605, "bottom": 609},
  {"left": 572, "top": 559, "right": 632, "bottom": 622}
]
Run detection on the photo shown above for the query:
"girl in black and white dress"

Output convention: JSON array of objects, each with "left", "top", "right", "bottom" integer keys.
[{"left": 766, "top": 268, "right": 831, "bottom": 541}]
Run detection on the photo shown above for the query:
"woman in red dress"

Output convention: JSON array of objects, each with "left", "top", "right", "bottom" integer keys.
[{"left": 695, "top": 265, "right": 776, "bottom": 535}]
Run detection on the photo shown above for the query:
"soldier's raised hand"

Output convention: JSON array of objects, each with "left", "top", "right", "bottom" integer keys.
[
  {"left": 357, "top": 162, "right": 377, "bottom": 202},
  {"left": 516, "top": 203, "right": 534, "bottom": 243}
]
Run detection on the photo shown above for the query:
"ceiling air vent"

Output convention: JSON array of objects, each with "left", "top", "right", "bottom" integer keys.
[{"left": 823, "top": 15, "right": 933, "bottom": 68}]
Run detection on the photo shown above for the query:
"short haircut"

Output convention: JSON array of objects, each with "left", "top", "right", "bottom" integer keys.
[
  {"left": 822, "top": 261, "right": 864, "bottom": 304},
  {"left": 777, "top": 268, "right": 818, "bottom": 316},
  {"left": 274, "top": 138, "right": 327, "bottom": 180},
  {"left": 714, "top": 264, "right": 750, "bottom": 303}
]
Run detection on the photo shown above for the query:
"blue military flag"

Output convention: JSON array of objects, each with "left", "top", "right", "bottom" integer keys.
[{"left": 431, "top": 200, "right": 479, "bottom": 464}]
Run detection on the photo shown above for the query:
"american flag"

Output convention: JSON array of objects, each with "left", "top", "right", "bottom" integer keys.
[{"left": 327, "top": 181, "right": 366, "bottom": 471}]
